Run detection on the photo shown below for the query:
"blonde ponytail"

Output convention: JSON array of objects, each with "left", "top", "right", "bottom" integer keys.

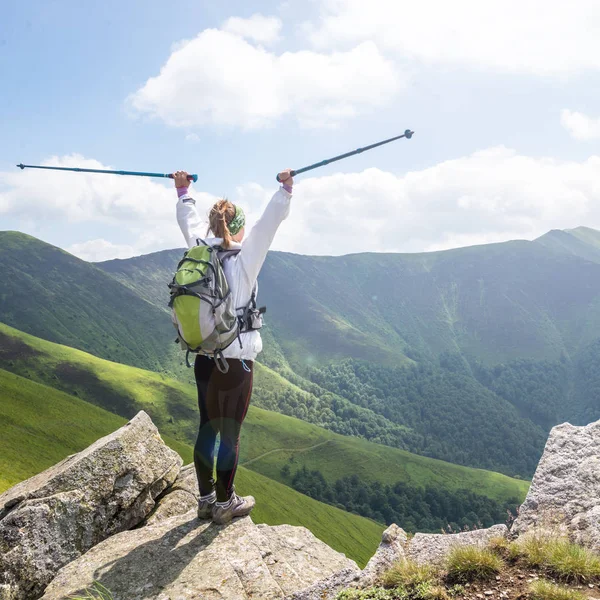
[{"left": 208, "top": 199, "right": 236, "bottom": 249}]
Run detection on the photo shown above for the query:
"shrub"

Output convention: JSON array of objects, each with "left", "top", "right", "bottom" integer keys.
[{"left": 445, "top": 546, "right": 503, "bottom": 583}]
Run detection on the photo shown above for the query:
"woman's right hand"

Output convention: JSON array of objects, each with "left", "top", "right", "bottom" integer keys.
[{"left": 173, "top": 170, "right": 190, "bottom": 188}]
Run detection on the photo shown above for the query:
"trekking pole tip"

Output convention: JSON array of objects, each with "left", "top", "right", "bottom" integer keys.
[
  {"left": 404, "top": 130, "right": 414, "bottom": 139},
  {"left": 16, "top": 163, "right": 25, "bottom": 169}
]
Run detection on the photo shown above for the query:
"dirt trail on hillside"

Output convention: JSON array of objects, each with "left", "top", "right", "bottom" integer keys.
[{"left": 241, "top": 440, "right": 332, "bottom": 467}]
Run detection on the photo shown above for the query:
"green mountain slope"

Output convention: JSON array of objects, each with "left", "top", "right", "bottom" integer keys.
[
  {"left": 98, "top": 248, "right": 183, "bottom": 312},
  {"left": 0, "top": 368, "right": 383, "bottom": 567},
  {"left": 7, "top": 229, "right": 600, "bottom": 477},
  {"left": 100, "top": 234, "right": 600, "bottom": 367},
  {"left": 0, "top": 231, "right": 179, "bottom": 373},
  {"left": 97, "top": 229, "right": 600, "bottom": 474},
  {"left": 0, "top": 323, "right": 527, "bottom": 515}
]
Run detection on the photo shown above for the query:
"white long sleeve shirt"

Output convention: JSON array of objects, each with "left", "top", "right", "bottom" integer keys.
[{"left": 176, "top": 186, "right": 292, "bottom": 361}]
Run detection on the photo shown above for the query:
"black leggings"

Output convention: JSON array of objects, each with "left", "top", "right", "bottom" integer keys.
[{"left": 193, "top": 355, "right": 254, "bottom": 502}]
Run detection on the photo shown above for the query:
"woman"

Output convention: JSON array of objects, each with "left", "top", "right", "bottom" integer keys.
[{"left": 173, "top": 169, "right": 293, "bottom": 524}]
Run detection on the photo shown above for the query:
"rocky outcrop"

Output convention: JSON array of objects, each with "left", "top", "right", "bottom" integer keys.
[
  {"left": 144, "top": 463, "right": 198, "bottom": 525},
  {"left": 512, "top": 419, "right": 600, "bottom": 549},
  {"left": 0, "top": 411, "right": 182, "bottom": 600},
  {"left": 287, "top": 524, "right": 408, "bottom": 600},
  {"left": 361, "top": 524, "right": 408, "bottom": 583},
  {"left": 407, "top": 525, "right": 509, "bottom": 566},
  {"left": 41, "top": 513, "right": 358, "bottom": 600},
  {"left": 6, "top": 408, "right": 600, "bottom": 600}
]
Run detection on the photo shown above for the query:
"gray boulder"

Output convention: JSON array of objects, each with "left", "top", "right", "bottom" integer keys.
[
  {"left": 144, "top": 463, "right": 198, "bottom": 525},
  {"left": 407, "top": 525, "right": 508, "bottom": 566},
  {"left": 286, "top": 524, "right": 407, "bottom": 600},
  {"left": 41, "top": 513, "right": 358, "bottom": 600},
  {"left": 512, "top": 419, "right": 600, "bottom": 549},
  {"left": 361, "top": 523, "right": 408, "bottom": 583},
  {"left": 0, "top": 411, "right": 181, "bottom": 600}
]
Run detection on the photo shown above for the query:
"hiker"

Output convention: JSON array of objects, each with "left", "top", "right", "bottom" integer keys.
[{"left": 173, "top": 169, "right": 293, "bottom": 524}]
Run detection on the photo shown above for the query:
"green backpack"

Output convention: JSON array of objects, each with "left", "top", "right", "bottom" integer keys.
[{"left": 168, "top": 240, "right": 264, "bottom": 372}]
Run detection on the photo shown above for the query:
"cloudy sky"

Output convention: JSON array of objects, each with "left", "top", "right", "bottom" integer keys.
[{"left": 1, "top": 0, "right": 599, "bottom": 261}]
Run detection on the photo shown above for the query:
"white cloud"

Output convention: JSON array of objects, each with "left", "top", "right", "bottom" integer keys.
[
  {"left": 7, "top": 150, "right": 600, "bottom": 262},
  {"left": 1, "top": 155, "right": 174, "bottom": 222},
  {"left": 270, "top": 147, "right": 600, "bottom": 255},
  {"left": 128, "top": 28, "right": 402, "bottom": 129},
  {"left": 0, "top": 155, "right": 216, "bottom": 224},
  {"left": 67, "top": 239, "right": 139, "bottom": 262},
  {"left": 185, "top": 133, "right": 200, "bottom": 143},
  {"left": 0, "top": 154, "right": 219, "bottom": 260},
  {"left": 561, "top": 109, "right": 600, "bottom": 140},
  {"left": 222, "top": 14, "right": 282, "bottom": 45},
  {"left": 308, "top": 0, "right": 600, "bottom": 75}
]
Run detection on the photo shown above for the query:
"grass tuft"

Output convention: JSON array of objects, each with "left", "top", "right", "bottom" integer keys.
[
  {"left": 445, "top": 546, "right": 504, "bottom": 583},
  {"left": 529, "top": 579, "right": 586, "bottom": 600},
  {"left": 488, "top": 535, "right": 510, "bottom": 556},
  {"left": 511, "top": 533, "right": 600, "bottom": 582},
  {"left": 514, "top": 532, "right": 555, "bottom": 567},
  {"left": 67, "top": 582, "right": 114, "bottom": 600},
  {"left": 545, "top": 540, "right": 600, "bottom": 583},
  {"left": 336, "top": 588, "right": 398, "bottom": 599},
  {"left": 382, "top": 560, "right": 439, "bottom": 589}
]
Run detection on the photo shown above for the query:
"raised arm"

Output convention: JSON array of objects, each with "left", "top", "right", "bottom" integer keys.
[
  {"left": 174, "top": 171, "right": 204, "bottom": 249},
  {"left": 238, "top": 182, "right": 292, "bottom": 285}
]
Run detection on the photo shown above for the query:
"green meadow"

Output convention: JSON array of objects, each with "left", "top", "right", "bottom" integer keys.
[
  {"left": 0, "top": 368, "right": 383, "bottom": 566},
  {"left": 0, "top": 322, "right": 529, "bottom": 504}
]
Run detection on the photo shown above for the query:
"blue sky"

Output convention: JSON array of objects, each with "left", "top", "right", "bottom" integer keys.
[{"left": 1, "top": 0, "right": 599, "bottom": 260}]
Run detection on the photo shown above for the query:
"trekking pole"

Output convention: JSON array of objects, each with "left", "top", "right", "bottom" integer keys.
[
  {"left": 15, "top": 163, "right": 198, "bottom": 183},
  {"left": 276, "top": 129, "right": 414, "bottom": 181}
]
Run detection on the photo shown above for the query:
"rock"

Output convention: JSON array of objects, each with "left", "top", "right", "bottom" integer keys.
[
  {"left": 144, "top": 464, "right": 198, "bottom": 525},
  {"left": 284, "top": 567, "right": 361, "bottom": 600},
  {"left": 406, "top": 525, "right": 508, "bottom": 565},
  {"left": 286, "top": 524, "right": 407, "bottom": 599},
  {"left": 41, "top": 513, "right": 358, "bottom": 600},
  {"left": 361, "top": 524, "right": 408, "bottom": 583},
  {"left": 0, "top": 585, "right": 18, "bottom": 600},
  {"left": 0, "top": 411, "right": 182, "bottom": 600},
  {"left": 511, "top": 419, "right": 600, "bottom": 549}
]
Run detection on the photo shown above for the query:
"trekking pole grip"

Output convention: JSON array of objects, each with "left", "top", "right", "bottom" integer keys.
[
  {"left": 276, "top": 170, "right": 297, "bottom": 183},
  {"left": 168, "top": 173, "right": 199, "bottom": 183}
]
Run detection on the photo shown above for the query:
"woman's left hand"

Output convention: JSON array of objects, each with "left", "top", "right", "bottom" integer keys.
[
  {"left": 278, "top": 169, "right": 294, "bottom": 186},
  {"left": 173, "top": 170, "right": 190, "bottom": 188}
]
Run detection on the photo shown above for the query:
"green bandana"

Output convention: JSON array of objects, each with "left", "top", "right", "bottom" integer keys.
[{"left": 228, "top": 205, "right": 246, "bottom": 236}]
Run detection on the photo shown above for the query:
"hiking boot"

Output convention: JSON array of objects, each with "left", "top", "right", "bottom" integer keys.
[
  {"left": 212, "top": 492, "right": 256, "bottom": 524},
  {"left": 197, "top": 493, "right": 216, "bottom": 519}
]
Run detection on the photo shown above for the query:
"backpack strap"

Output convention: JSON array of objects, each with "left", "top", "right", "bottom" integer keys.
[{"left": 213, "top": 351, "right": 230, "bottom": 374}]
